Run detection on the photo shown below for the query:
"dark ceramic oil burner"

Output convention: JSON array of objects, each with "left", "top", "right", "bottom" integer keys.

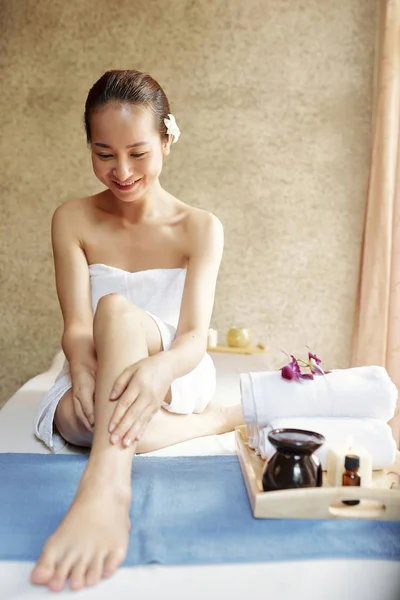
[{"left": 262, "top": 428, "right": 325, "bottom": 492}]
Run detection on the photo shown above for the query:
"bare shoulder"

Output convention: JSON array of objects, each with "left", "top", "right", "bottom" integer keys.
[
  {"left": 180, "top": 204, "right": 224, "bottom": 254},
  {"left": 51, "top": 196, "right": 94, "bottom": 242},
  {"left": 52, "top": 196, "right": 92, "bottom": 222}
]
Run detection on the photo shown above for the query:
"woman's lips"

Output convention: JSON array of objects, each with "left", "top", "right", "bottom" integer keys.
[{"left": 113, "top": 179, "right": 141, "bottom": 191}]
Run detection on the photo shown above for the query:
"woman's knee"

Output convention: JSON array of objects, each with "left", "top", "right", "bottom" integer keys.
[
  {"left": 95, "top": 293, "right": 141, "bottom": 314},
  {"left": 54, "top": 390, "right": 92, "bottom": 448},
  {"left": 94, "top": 294, "right": 144, "bottom": 330},
  {"left": 93, "top": 293, "right": 162, "bottom": 354}
]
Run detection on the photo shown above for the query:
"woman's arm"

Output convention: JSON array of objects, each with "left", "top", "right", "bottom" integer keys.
[
  {"left": 162, "top": 211, "right": 224, "bottom": 379},
  {"left": 51, "top": 201, "right": 96, "bottom": 375},
  {"left": 52, "top": 201, "right": 98, "bottom": 428}
]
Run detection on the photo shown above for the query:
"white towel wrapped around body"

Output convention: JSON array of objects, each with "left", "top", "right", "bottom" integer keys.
[
  {"left": 240, "top": 366, "right": 397, "bottom": 425},
  {"left": 257, "top": 417, "right": 397, "bottom": 470}
]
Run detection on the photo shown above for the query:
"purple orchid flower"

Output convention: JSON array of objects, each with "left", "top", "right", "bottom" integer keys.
[
  {"left": 307, "top": 347, "right": 330, "bottom": 375},
  {"left": 307, "top": 350, "right": 321, "bottom": 365},
  {"left": 308, "top": 353, "right": 324, "bottom": 375},
  {"left": 281, "top": 355, "right": 314, "bottom": 381}
]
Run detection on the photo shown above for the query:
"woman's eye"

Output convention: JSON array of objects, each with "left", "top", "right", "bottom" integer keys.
[{"left": 96, "top": 153, "right": 146, "bottom": 159}]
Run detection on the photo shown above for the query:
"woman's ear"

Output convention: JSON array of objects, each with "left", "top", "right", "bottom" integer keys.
[{"left": 163, "top": 134, "right": 173, "bottom": 156}]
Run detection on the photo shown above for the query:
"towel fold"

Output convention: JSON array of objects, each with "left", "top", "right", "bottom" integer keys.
[
  {"left": 240, "top": 366, "right": 397, "bottom": 424},
  {"left": 256, "top": 417, "right": 397, "bottom": 470}
]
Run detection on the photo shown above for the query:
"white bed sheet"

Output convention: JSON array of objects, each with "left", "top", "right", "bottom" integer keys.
[{"left": 1, "top": 352, "right": 399, "bottom": 600}]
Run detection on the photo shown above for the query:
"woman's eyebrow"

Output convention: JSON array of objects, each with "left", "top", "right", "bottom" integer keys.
[{"left": 93, "top": 142, "right": 149, "bottom": 149}]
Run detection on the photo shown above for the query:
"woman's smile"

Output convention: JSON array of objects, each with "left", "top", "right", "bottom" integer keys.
[{"left": 112, "top": 178, "right": 142, "bottom": 192}]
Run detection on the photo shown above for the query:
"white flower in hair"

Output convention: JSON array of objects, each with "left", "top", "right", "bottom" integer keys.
[{"left": 164, "top": 113, "right": 181, "bottom": 143}]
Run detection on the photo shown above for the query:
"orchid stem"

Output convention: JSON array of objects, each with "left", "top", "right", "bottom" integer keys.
[{"left": 297, "top": 360, "right": 310, "bottom": 367}]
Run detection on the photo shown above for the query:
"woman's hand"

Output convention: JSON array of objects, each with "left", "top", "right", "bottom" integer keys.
[
  {"left": 108, "top": 355, "right": 172, "bottom": 447},
  {"left": 70, "top": 366, "right": 97, "bottom": 432}
]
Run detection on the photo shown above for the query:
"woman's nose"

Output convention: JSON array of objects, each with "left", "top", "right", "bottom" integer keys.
[{"left": 113, "top": 160, "right": 133, "bottom": 182}]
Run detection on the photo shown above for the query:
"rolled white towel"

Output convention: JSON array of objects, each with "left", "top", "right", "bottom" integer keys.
[
  {"left": 257, "top": 417, "right": 397, "bottom": 470},
  {"left": 240, "top": 366, "right": 397, "bottom": 424}
]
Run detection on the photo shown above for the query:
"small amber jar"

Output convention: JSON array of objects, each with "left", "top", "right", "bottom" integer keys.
[{"left": 342, "top": 454, "right": 361, "bottom": 506}]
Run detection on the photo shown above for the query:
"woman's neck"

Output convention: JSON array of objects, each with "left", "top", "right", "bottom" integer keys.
[{"left": 103, "top": 180, "right": 173, "bottom": 224}]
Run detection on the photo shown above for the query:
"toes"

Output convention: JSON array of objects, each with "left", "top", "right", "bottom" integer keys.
[
  {"left": 31, "top": 564, "right": 55, "bottom": 586},
  {"left": 30, "top": 546, "right": 57, "bottom": 585},
  {"left": 47, "top": 553, "right": 76, "bottom": 592},
  {"left": 102, "top": 548, "right": 127, "bottom": 578},
  {"left": 69, "top": 559, "right": 89, "bottom": 591},
  {"left": 85, "top": 553, "right": 106, "bottom": 587},
  {"left": 48, "top": 576, "right": 67, "bottom": 593}
]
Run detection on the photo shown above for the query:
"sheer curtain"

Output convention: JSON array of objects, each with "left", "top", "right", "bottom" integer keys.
[{"left": 352, "top": 0, "right": 400, "bottom": 446}]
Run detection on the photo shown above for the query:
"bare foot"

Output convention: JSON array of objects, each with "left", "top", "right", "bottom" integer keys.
[{"left": 31, "top": 472, "right": 131, "bottom": 592}]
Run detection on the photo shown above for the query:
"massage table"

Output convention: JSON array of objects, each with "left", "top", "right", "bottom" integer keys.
[{"left": 1, "top": 352, "right": 399, "bottom": 600}]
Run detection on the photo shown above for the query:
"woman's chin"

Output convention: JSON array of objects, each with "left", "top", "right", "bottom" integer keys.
[{"left": 110, "top": 183, "right": 147, "bottom": 202}]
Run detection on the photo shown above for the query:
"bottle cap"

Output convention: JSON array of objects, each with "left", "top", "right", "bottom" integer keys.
[{"left": 344, "top": 454, "right": 360, "bottom": 470}]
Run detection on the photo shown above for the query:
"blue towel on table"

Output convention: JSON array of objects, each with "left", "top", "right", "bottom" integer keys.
[{"left": 1, "top": 453, "right": 399, "bottom": 565}]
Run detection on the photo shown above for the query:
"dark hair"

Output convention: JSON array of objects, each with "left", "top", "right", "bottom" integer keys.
[{"left": 84, "top": 70, "right": 171, "bottom": 144}]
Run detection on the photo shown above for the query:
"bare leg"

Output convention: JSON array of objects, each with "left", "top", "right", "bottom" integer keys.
[
  {"left": 47, "top": 391, "right": 242, "bottom": 454},
  {"left": 31, "top": 295, "right": 160, "bottom": 592},
  {"left": 31, "top": 294, "right": 243, "bottom": 591}
]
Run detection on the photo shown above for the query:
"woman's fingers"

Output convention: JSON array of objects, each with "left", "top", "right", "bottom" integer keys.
[
  {"left": 110, "top": 395, "right": 149, "bottom": 445},
  {"left": 72, "top": 394, "right": 93, "bottom": 432},
  {"left": 79, "top": 385, "right": 96, "bottom": 426},
  {"left": 123, "top": 405, "right": 156, "bottom": 446},
  {"left": 72, "top": 381, "right": 95, "bottom": 426},
  {"left": 109, "top": 366, "right": 135, "bottom": 401},
  {"left": 108, "top": 383, "right": 140, "bottom": 434}
]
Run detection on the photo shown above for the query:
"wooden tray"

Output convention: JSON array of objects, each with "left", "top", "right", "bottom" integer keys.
[
  {"left": 208, "top": 345, "right": 266, "bottom": 354},
  {"left": 235, "top": 426, "right": 400, "bottom": 520}
]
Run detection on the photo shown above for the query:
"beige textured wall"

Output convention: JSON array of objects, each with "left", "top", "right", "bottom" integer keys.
[{"left": 0, "top": 0, "right": 376, "bottom": 405}]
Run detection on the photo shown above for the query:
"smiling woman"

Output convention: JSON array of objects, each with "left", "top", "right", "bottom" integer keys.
[
  {"left": 31, "top": 69, "right": 243, "bottom": 592},
  {"left": 84, "top": 71, "right": 172, "bottom": 202}
]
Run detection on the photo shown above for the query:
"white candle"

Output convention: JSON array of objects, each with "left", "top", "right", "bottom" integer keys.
[
  {"left": 326, "top": 437, "right": 372, "bottom": 487},
  {"left": 207, "top": 328, "right": 218, "bottom": 348}
]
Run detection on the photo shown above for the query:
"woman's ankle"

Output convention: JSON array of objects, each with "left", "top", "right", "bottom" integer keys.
[{"left": 82, "top": 451, "right": 134, "bottom": 494}]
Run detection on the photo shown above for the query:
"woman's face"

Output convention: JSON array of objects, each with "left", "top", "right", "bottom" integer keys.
[{"left": 90, "top": 103, "right": 171, "bottom": 202}]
